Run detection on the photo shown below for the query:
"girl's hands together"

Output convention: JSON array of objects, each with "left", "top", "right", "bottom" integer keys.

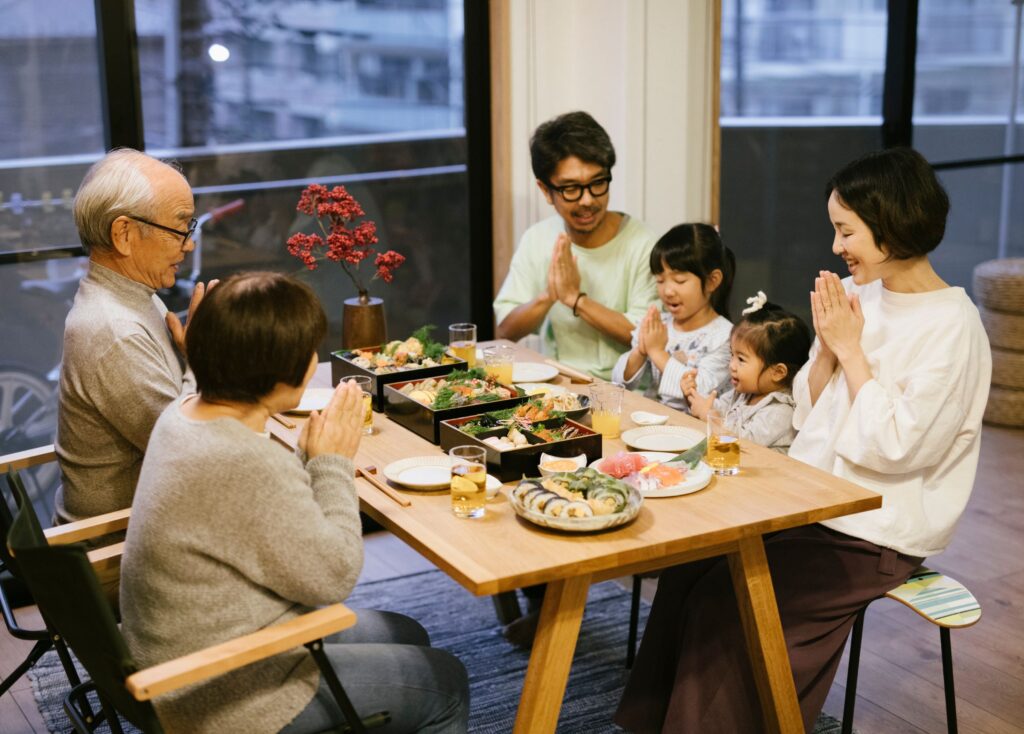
[
  {"left": 637, "top": 305, "right": 659, "bottom": 357},
  {"left": 810, "top": 271, "right": 864, "bottom": 364},
  {"left": 643, "top": 311, "right": 669, "bottom": 356},
  {"left": 300, "top": 380, "right": 365, "bottom": 460}
]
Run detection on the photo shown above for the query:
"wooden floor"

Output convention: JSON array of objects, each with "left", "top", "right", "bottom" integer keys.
[{"left": 2, "top": 426, "right": 1022, "bottom": 733}]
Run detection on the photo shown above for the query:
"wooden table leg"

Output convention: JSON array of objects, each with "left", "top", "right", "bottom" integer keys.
[
  {"left": 512, "top": 574, "right": 591, "bottom": 734},
  {"left": 727, "top": 535, "right": 803, "bottom": 734}
]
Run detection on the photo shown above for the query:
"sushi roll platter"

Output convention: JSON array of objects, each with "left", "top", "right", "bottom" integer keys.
[{"left": 508, "top": 467, "right": 643, "bottom": 532}]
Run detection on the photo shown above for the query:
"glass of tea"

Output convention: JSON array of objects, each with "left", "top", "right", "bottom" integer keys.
[
  {"left": 449, "top": 445, "right": 488, "bottom": 518},
  {"left": 448, "top": 323, "right": 477, "bottom": 368},
  {"left": 706, "top": 409, "right": 740, "bottom": 475},
  {"left": 589, "top": 382, "right": 624, "bottom": 439},
  {"left": 482, "top": 344, "right": 515, "bottom": 385},
  {"left": 347, "top": 376, "right": 374, "bottom": 435}
]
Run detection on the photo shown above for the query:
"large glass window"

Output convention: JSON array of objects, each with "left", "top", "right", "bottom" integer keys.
[
  {"left": 0, "top": 1, "right": 105, "bottom": 520},
  {"left": 912, "top": 0, "right": 1024, "bottom": 282},
  {"left": 719, "top": 0, "right": 887, "bottom": 322},
  {"left": 0, "top": 0, "right": 473, "bottom": 522}
]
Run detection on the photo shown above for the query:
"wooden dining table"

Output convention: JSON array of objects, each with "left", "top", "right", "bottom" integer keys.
[{"left": 268, "top": 341, "right": 881, "bottom": 734}]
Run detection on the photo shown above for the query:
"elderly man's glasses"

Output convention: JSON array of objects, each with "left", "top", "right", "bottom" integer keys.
[
  {"left": 547, "top": 175, "right": 612, "bottom": 203},
  {"left": 130, "top": 216, "right": 198, "bottom": 246}
]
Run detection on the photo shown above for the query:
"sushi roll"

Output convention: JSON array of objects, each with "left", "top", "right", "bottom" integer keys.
[
  {"left": 564, "top": 500, "right": 594, "bottom": 518},
  {"left": 513, "top": 480, "right": 543, "bottom": 502},
  {"left": 542, "top": 497, "right": 570, "bottom": 517},
  {"left": 529, "top": 491, "right": 561, "bottom": 513},
  {"left": 521, "top": 487, "right": 548, "bottom": 508}
]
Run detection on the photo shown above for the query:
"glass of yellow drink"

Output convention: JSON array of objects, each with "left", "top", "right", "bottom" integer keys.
[
  {"left": 706, "top": 410, "right": 740, "bottom": 475},
  {"left": 347, "top": 376, "right": 374, "bottom": 435},
  {"left": 589, "top": 382, "right": 624, "bottom": 439},
  {"left": 449, "top": 445, "right": 488, "bottom": 518},
  {"left": 482, "top": 344, "right": 515, "bottom": 385},
  {"left": 448, "top": 323, "right": 477, "bottom": 368}
]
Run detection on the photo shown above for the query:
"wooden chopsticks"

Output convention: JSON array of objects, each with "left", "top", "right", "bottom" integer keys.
[
  {"left": 271, "top": 413, "right": 296, "bottom": 429},
  {"left": 544, "top": 359, "right": 594, "bottom": 384},
  {"left": 356, "top": 466, "right": 412, "bottom": 508}
]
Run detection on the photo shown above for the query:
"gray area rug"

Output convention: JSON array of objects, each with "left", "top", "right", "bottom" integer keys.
[{"left": 29, "top": 568, "right": 848, "bottom": 732}]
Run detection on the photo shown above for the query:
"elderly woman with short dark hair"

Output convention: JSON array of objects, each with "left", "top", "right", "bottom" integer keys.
[{"left": 120, "top": 272, "right": 469, "bottom": 734}]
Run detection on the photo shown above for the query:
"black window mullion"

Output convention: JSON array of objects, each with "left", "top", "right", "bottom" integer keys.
[
  {"left": 463, "top": 0, "right": 494, "bottom": 339},
  {"left": 94, "top": 0, "right": 145, "bottom": 151},
  {"left": 881, "top": 0, "right": 919, "bottom": 149}
]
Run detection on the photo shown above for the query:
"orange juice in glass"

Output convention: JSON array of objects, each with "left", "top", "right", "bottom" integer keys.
[
  {"left": 347, "top": 376, "right": 374, "bottom": 435},
  {"left": 589, "top": 382, "right": 624, "bottom": 439},
  {"left": 449, "top": 323, "right": 477, "bottom": 368},
  {"left": 483, "top": 344, "right": 514, "bottom": 385}
]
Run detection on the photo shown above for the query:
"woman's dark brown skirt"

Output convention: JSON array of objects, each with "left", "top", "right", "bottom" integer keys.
[{"left": 614, "top": 524, "right": 923, "bottom": 734}]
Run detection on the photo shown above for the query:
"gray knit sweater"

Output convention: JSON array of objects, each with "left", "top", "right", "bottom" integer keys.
[
  {"left": 56, "top": 261, "right": 192, "bottom": 521},
  {"left": 120, "top": 402, "right": 363, "bottom": 734}
]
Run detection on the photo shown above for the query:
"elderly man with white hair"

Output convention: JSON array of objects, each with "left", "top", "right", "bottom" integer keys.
[{"left": 55, "top": 148, "right": 217, "bottom": 522}]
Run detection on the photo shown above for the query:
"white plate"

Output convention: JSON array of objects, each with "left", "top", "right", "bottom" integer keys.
[
  {"left": 590, "top": 452, "right": 713, "bottom": 498},
  {"left": 620, "top": 425, "right": 705, "bottom": 452},
  {"left": 382, "top": 456, "right": 501, "bottom": 497},
  {"left": 287, "top": 387, "right": 335, "bottom": 415},
  {"left": 512, "top": 362, "right": 560, "bottom": 383},
  {"left": 514, "top": 382, "right": 569, "bottom": 397}
]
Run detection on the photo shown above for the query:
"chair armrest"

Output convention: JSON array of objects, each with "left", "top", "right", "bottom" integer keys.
[
  {"left": 45, "top": 508, "right": 131, "bottom": 545},
  {"left": 0, "top": 445, "right": 57, "bottom": 473},
  {"left": 125, "top": 603, "right": 357, "bottom": 701}
]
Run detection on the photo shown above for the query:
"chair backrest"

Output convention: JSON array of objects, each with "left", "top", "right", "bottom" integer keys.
[{"left": 5, "top": 479, "right": 163, "bottom": 733}]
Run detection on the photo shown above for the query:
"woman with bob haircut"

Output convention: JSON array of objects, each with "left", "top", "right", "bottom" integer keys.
[
  {"left": 120, "top": 272, "right": 469, "bottom": 734},
  {"left": 616, "top": 148, "right": 991, "bottom": 732}
]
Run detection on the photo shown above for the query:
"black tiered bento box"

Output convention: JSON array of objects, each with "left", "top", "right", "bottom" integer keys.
[
  {"left": 382, "top": 380, "right": 530, "bottom": 444},
  {"left": 331, "top": 348, "right": 466, "bottom": 412},
  {"left": 438, "top": 414, "right": 602, "bottom": 482}
]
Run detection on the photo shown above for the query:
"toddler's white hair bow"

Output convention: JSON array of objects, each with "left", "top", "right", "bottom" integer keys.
[{"left": 741, "top": 290, "right": 767, "bottom": 315}]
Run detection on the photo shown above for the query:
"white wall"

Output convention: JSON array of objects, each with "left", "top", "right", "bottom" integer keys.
[{"left": 507, "top": 0, "right": 717, "bottom": 246}]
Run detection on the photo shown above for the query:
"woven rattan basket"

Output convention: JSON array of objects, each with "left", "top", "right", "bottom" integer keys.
[
  {"left": 974, "top": 259, "right": 1024, "bottom": 312},
  {"left": 979, "top": 306, "right": 1024, "bottom": 351},
  {"left": 984, "top": 385, "right": 1024, "bottom": 427},
  {"left": 992, "top": 347, "right": 1024, "bottom": 390}
]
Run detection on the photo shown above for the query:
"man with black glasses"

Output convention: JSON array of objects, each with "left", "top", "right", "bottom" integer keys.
[
  {"left": 55, "top": 149, "right": 216, "bottom": 522},
  {"left": 494, "top": 111, "right": 658, "bottom": 380}
]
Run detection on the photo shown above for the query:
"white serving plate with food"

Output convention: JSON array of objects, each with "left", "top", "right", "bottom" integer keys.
[
  {"left": 287, "top": 387, "right": 335, "bottom": 415},
  {"left": 620, "top": 425, "right": 705, "bottom": 452},
  {"left": 508, "top": 472, "right": 642, "bottom": 533},
  {"left": 590, "top": 452, "right": 714, "bottom": 498},
  {"left": 511, "top": 362, "right": 560, "bottom": 383},
  {"left": 383, "top": 456, "right": 500, "bottom": 497}
]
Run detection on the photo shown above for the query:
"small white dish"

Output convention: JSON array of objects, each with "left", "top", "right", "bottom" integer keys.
[
  {"left": 485, "top": 474, "right": 502, "bottom": 499},
  {"left": 512, "top": 362, "right": 560, "bottom": 383},
  {"left": 537, "top": 452, "right": 587, "bottom": 477},
  {"left": 620, "top": 425, "right": 705, "bottom": 452},
  {"left": 287, "top": 387, "right": 335, "bottom": 415},
  {"left": 631, "top": 410, "right": 669, "bottom": 426}
]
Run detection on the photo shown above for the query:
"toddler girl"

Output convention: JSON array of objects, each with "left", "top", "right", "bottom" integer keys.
[
  {"left": 683, "top": 292, "right": 812, "bottom": 453},
  {"left": 612, "top": 223, "right": 735, "bottom": 412}
]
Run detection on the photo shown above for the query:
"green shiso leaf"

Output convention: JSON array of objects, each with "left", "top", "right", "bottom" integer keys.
[{"left": 669, "top": 438, "right": 708, "bottom": 469}]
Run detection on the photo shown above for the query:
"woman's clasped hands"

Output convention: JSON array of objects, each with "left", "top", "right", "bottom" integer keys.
[
  {"left": 299, "top": 380, "right": 365, "bottom": 460},
  {"left": 810, "top": 270, "right": 864, "bottom": 364}
]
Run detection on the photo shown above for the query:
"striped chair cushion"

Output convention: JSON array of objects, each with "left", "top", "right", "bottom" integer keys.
[{"left": 885, "top": 567, "right": 982, "bottom": 628}]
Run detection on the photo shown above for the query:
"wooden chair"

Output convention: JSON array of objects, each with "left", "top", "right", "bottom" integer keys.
[
  {"left": 842, "top": 567, "right": 982, "bottom": 734},
  {"left": 5, "top": 476, "right": 389, "bottom": 734}
]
